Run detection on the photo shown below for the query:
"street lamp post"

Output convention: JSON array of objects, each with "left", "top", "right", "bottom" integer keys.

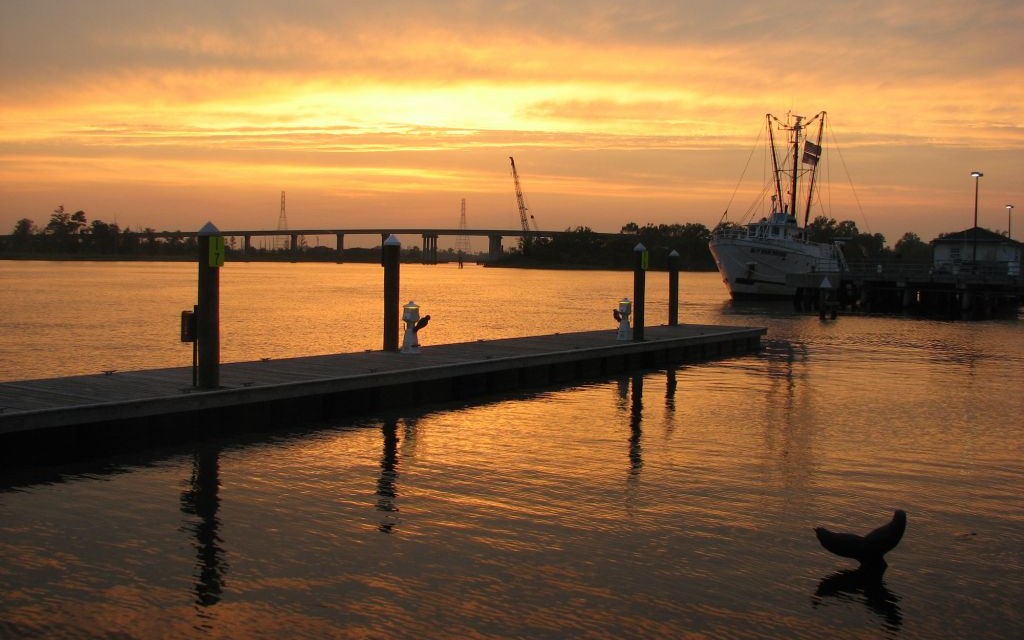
[
  {"left": 1007, "top": 204, "right": 1015, "bottom": 239},
  {"left": 971, "top": 171, "right": 983, "bottom": 264}
]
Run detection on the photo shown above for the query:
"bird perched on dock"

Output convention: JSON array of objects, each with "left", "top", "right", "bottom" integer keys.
[
  {"left": 613, "top": 309, "right": 622, "bottom": 322},
  {"left": 814, "top": 509, "right": 907, "bottom": 570},
  {"left": 414, "top": 315, "right": 431, "bottom": 333}
]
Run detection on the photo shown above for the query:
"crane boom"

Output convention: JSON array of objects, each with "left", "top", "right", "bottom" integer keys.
[
  {"left": 509, "top": 156, "right": 530, "bottom": 234},
  {"left": 509, "top": 156, "right": 536, "bottom": 252}
]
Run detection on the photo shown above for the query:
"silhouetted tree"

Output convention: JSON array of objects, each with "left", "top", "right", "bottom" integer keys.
[
  {"left": 11, "top": 218, "right": 37, "bottom": 251},
  {"left": 43, "top": 206, "right": 88, "bottom": 252},
  {"left": 85, "top": 219, "right": 121, "bottom": 253},
  {"left": 806, "top": 215, "right": 839, "bottom": 243},
  {"left": 893, "top": 232, "right": 932, "bottom": 262},
  {"left": 805, "top": 215, "right": 887, "bottom": 260}
]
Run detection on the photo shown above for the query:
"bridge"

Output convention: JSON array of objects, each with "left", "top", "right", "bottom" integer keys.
[{"left": 148, "top": 227, "right": 630, "bottom": 262}]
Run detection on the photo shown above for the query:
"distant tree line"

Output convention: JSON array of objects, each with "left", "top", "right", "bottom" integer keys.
[
  {"left": 497, "top": 222, "right": 718, "bottom": 270},
  {"left": 801, "top": 215, "right": 933, "bottom": 263},
  {"left": 5, "top": 207, "right": 198, "bottom": 257},
  {"left": 498, "top": 217, "right": 934, "bottom": 270},
  {"left": 4, "top": 206, "right": 938, "bottom": 268},
  {"left": 1, "top": 206, "right": 484, "bottom": 263}
]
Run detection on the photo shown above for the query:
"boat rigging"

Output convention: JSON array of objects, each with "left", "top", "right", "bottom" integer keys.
[{"left": 708, "top": 110, "right": 845, "bottom": 298}]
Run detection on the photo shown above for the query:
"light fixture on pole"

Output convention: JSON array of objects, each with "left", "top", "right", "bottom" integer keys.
[
  {"left": 971, "top": 171, "right": 983, "bottom": 264},
  {"left": 971, "top": 171, "right": 983, "bottom": 227},
  {"left": 1007, "top": 204, "right": 1015, "bottom": 239}
]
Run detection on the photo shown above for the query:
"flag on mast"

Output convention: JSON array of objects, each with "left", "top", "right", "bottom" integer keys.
[{"left": 802, "top": 140, "right": 821, "bottom": 165}]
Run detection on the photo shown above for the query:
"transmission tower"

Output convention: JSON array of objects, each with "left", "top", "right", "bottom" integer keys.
[
  {"left": 454, "top": 198, "right": 471, "bottom": 254},
  {"left": 275, "top": 190, "right": 289, "bottom": 251}
]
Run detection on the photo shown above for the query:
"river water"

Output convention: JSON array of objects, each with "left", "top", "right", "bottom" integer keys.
[{"left": 0, "top": 261, "right": 1022, "bottom": 639}]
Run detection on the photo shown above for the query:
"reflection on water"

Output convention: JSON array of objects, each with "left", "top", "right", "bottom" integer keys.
[
  {"left": 628, "top": 373, "right": 643, "bottom": 478},
  {"left": 376, "top": 419, "right": 401, "bottom": 533},
  {"left": 0, "top": 265, "right": 1022, "bottom": 639},
  {"left": 179, "top": 447, "right": 226, "bottom": 610},
  {"left": 813, "top": 568, "right": 903, "bottom": 633}
]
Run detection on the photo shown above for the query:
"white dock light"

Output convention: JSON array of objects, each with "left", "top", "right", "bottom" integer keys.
[
  {"left": 615, "top": 297, "right": 632, "bottom": 341},
  {"left": 402, "top": 301, "right": 423, "bottom": 354}
]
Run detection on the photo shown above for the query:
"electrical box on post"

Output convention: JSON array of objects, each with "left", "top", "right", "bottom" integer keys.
[{"left": 180, "top": 310, "right": 197, "bottom": 343}]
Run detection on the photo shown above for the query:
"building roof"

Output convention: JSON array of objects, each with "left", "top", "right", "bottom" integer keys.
[{"left": 931, "top": 227, "right": 1024, "bottom": 247}]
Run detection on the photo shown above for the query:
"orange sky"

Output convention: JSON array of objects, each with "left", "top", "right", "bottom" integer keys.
[{"left": 2, "top": 1, "right": 1023, "bottom": 247}]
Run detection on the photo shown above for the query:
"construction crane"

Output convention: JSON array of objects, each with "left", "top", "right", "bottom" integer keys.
[{"left": 509, "top": 156, "right": 537, "bottom": 251}]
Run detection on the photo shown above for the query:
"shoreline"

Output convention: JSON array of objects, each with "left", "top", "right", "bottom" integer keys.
[{"left": 0, "top": 253, "right": 718, "bottom": 272}]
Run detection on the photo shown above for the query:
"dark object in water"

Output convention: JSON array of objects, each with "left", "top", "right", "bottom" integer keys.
[{"left": 814, "top": 509, "right": 907, "bottom": 569}]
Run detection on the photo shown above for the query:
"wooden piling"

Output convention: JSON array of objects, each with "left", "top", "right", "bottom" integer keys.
[
  {"left": 668, "top": 249, "right": 679, "bottom": 326},
  {"left": 633, "top": 243, "right": 647, "bottom": 341},
  {"left": 197, "top": 222, "right": 223, "bottom": 389},
  {"left": 383, "top": 235, "right": 401, "bottom": 352}
]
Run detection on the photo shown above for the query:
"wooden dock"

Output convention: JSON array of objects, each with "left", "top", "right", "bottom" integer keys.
[
  {"left": 787, "top": 263, "right": 1023, "bottom": 319},
  {"left": 0, "top": 324, "right": 765, "bottom": 459}
]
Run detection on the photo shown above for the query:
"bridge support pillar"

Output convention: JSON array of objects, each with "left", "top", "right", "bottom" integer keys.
[
  {"left": 488, "top": 234, "right": 503, "bottom": 260},
  {"left": 243, "top": 235, "right": 251, "bottom": 257},
  {"left": 290, "top": 233, "right": 299, "bottom": 255},
  {"left": 335, "top": 233, "right": 344, "bottom": 263},
  {"left": 422, "top": 234, "right": 438, "bottom": 264}
]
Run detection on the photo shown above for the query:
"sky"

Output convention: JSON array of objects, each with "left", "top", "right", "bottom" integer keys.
[{"left": 2, "top": 0, "right": 1023, "bottom": 248}]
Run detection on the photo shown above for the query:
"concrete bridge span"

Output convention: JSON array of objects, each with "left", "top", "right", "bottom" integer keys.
[{"left": 150, "top": 227, "right": 630, "bottom": 262}]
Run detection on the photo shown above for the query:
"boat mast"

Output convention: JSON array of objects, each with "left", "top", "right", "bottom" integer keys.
[
  {"left": 767, "top": 114, "right": 784, "bottom": 211},
  {"left": 803, "top": 112, "right": 826, "bottom": 229},
  {"left": 790, "top": 114, "right": 804, "bottom": 218}
]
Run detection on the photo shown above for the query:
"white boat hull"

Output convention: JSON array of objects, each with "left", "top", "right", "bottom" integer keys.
[{"left": 709, "top": 236, "right": 838, "bottom": 298}]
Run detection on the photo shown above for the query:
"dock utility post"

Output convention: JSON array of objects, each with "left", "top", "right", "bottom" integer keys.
[
  {"left": 633, "top": 243, "right": 647, "bottom": 341},
  {"left": 197, "top": 222, "right": 224, "bottom": 389},
  {"left": 818, "top": 275, "right": 838, "bottom": 320},
  {"left": 668, "top": 249, "right": 680, "bottom": 326},
  {"left": 383, "top": 235, "right": 401, "bottom": 352}
]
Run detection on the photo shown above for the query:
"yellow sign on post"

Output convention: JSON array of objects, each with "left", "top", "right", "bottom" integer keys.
[
  {"left": 208, "top": 236, "right": 225, "bottom": 267},
  {"left": 641, "top": 250, "right": 649, "bottom": 270}
]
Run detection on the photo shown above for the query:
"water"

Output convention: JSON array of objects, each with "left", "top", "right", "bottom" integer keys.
[{"left": 1, "top": 261, "right": 1022, "bottom": 639}]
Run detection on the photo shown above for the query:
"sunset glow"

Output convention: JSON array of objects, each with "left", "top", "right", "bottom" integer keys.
[{"left": 3, "top": 1, "right": 1023, "bottom": 244}]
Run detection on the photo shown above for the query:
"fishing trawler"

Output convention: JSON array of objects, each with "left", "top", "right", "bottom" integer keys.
[{"left": 708, "top": 111, "right": 845, "bottom": 298}]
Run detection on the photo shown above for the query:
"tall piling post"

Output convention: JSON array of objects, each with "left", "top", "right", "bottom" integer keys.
[
  {"left": 383, "top": 234, "right": 401, "bottom": 352},
  {"left": 668, "top": 249, "right": 680, "bottom": 326},
  {"left": 633, "top": 243, "right": 647, "bottom": 341},
  {"left": 197, "top": 222, "right": 224, "bottom": 389}
]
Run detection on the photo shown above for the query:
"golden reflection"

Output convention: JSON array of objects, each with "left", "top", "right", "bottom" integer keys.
[{"left": 759, "top": 338, "right": 816, "bottom": 496}]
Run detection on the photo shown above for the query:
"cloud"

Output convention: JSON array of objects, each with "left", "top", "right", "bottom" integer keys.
[{"left": 1, "top": 1, "right": 1022, "bottom": 242}]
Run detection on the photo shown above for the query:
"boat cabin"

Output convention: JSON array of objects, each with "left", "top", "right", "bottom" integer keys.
[{"left": 744, "top": 210, "right": 804, "bottom": 241}]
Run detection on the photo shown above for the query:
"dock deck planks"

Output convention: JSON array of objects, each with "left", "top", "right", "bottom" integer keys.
[{"left": 0, "top": 323, "right": 765, "bottom": 440}]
